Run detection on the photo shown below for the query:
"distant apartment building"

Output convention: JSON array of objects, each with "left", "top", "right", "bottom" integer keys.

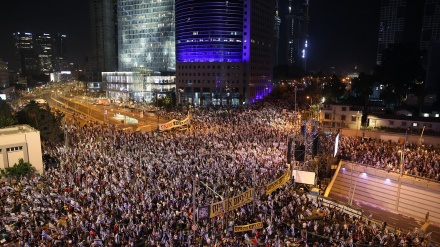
[
  {"left": 13, "top": 32, "right": 69, "bottom": 77},
  {"left": 320, "top": 103, "right": 363, "bottom": 129},
  {"left": 0, "top": 58, "right": 9, "bottom": 88},
  {"left": 367, "top": 114, "right": 440, "bottom": 132}
]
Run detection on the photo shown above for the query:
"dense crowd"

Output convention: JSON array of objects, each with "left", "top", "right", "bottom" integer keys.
[
  {"left": 334, "top": 136, "right": 440, "bottom": 181},
  {"left": 0, "top": 103, "right": 434, "bottom": 246}
]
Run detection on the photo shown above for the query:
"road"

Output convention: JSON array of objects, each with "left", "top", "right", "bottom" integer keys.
[
  {"left": 329, "top": 193, "right": 440, "bottom": 246},
  {"left": 43, "top": 93, "right": 164, "bottom": 131}
]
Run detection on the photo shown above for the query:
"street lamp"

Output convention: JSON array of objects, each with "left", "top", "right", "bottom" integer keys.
[
  {"left": 306, "top": 96, "right": 313, "bottom": 105},
  {"left": 400, "top": 128, "right": 409, "bottom": 177},
  {"left": 307, "top": 96, "right": 313, "bottom": 120}
]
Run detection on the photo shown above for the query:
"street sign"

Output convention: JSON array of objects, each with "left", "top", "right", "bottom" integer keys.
[
  {"left": 104, "top": 110, "right": 108, "bottom": 115},
  {"left": 192, "top": 225, "right": 197, "bottom": 231}
]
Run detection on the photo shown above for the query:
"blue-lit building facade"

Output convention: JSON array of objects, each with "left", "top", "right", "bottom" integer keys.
[{"left": 175, "top": 0, "right": 275, "bottom": 106}]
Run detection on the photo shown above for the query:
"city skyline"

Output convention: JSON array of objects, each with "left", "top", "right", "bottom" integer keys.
[{"left": 0, "top": 0, "right": 381, "bottom": 75}]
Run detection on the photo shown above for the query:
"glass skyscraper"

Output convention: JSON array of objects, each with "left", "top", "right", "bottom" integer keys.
[{"left": 117, "top": 0, "right": 175, "bottom": 73}]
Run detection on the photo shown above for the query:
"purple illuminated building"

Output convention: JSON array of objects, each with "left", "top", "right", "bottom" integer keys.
[{"left": 175, "top": 0, "right": 275, "bottom": 106}]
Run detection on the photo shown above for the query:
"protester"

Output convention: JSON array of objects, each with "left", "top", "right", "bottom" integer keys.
[{"left": 0, "top": 102, "right": 432, "bottom": 246}]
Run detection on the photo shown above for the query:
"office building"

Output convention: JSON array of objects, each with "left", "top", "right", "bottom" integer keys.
[
  {"left": 273, "top": 0, "right": 281, "bottom": 67},
  {"left": 0, "top": 58, "right": 9, "bottom": 88},
  {"left": 284, "top": 0, "right": 309, "bottom": 69},
  {"left": 421, "top": 0, "right": 440, "bottom": 91},
  {"left": 376, "top": 0, "right": 425, "bottom": 65},
  {"left": 117, "top": 0, "right": 175, "bottom": 73},
  {"left": 89, "top": 0, "right": 118, "bottom": 81},
  {"left": 13, "top": 32, "right": 69, "bottom": 77},
  {"left": 13, "top": 32, "right": 38, "bottom": 76},
  {"left": 103, "top": 68, "right": 175, "bottom": 103},
  {"left": 53, "top": 33, "right": 69, "bottom": 71},
  {"left": 175, "top": 0, "right": 275, "bottom": 106},
  {"left": 34, "top": 32, "right": 54, "bottom": 73}
]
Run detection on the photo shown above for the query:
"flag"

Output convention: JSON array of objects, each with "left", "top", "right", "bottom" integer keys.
[
  {"left": 42, "top": 230, "right": 53, "bottom": 241},
  {"left": 93, "top": 239, "right": 103, "bottom": 246}
]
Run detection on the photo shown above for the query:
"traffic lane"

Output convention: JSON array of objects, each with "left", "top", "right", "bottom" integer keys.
[{"left": 329, "top": 193, "right": 440, "bottom": 246}]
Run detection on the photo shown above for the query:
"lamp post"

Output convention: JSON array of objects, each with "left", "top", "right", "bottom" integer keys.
[
  {"left": 307, "top": 96, "right": 313, "bottom": 120},
  {"left": 400, "top": 129, "right": 409, "bottom": 177},
  {"left": 307, "top": 96, "right": 313, "bottom": 106},
  {"left": 155, "top": 91, "right": 160, "bottom": 132},
  {"left": 350, "top": 172, "right": 363, "bottom": 205}
]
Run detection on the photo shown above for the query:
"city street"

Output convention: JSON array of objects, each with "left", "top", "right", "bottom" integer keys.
[
  {"left": 329, "top": 193, "right": 440, "bottom": 246},
  {"left": 43, "top": 92, "right": 163, "bottom": 132}
]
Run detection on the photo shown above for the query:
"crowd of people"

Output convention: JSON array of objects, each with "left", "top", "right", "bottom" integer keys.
[
  {"left": 0, "top": 102, "right": 435, "bottom": 246},
  {"left": 334, "top": 136, "right": 440, "bottom": 181}
]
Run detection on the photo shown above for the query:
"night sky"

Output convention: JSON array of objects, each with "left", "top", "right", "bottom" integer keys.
[
  {"left": 0, "top": 0, "right": 90, "bottom": 69},
  {"left": 0, "top": 0, "right": 381, "bottom": 75}
]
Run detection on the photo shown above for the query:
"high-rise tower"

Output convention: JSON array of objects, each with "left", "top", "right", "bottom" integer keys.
[
  {"left": 117, "top": 0, "right": 175, "bottom": 73},
  {"left": 284, "top": 0, "right": 309, "bottom": 70},
  {"left": 175, "top": 0, "right": 275, "bottom": 106},
  {"left": 13, "top": 32, "right": 38, "bottom": 76},
  {"left": 34, "top": 32, "right": 53, "bottom": 73},
  {"left": 89, "top": 0, "right": 117, "bottom": 81},
  {"left": 376, "top": 0, "right": 425, "bottom": 65}
]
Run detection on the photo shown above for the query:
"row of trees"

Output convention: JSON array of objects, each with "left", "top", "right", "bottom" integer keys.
[
  {"left": 0, "top": 99, "right": 65, "bottom": 145},
  {"left": 272, "top": 43, "right": 430, "bottom": 126}
]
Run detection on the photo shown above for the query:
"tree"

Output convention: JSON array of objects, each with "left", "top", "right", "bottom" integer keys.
[
  {"left": 16, "top": 100, "right": 65, "bottom": 144},
  {"left": 351, "top": 72, "right": 375, "bottom": 127},
  {"left": 374, "top": 43, "right": 425, "bottom": 105},
  {"left": 0, "top": 99, "right": 16, "bottom": 128},
  {"left": 323, "top": 74, "right": 346, "bottom": 101},
  {"left": 0, "top": 158, "right": 35, "bottom": 180}
]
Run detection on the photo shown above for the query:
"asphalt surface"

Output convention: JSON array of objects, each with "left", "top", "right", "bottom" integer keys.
[
  {"left": 329, "top": 193, "right": 440, "bottom": 246},
  {"left": 44, "top": 93, "right": 162, "bottom": 131}
]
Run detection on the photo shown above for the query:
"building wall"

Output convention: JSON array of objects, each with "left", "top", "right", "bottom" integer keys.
[
  {"left": 367, "top": 116, "right": 440, "bottom": 132},
  {"left": 0, "top": 125, "right": 43, "bottom": 174},
  {"left": 320, "top": 104, "right": 362, "bottom": 129},
  {"left": 284, "top": 0, "right": 309, "bottom": 69},
  {"left": 0, "top": 58, "right": 9, "bottom": 88},
  {"left": 118, "top": 0, "right": 175, "bottom": 72},
  {"left": 339, "top": 128, "right": 440, "bottom": 146},
  {"left": 103, "top": 71, "right": 175, "bottom": 102},
  {"left": 89, "top": 0, "right": 117, "bottom": 81},
  {"left": 175, "top": 0, "right": 274, "bottom": 105},
  {"left": 329, "top": 161, "right": 440, "bottom": 224}
]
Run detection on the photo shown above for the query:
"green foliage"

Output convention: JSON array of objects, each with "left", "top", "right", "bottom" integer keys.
[
  {"left": 0, "top": 99, "right": 17, "bottom": 128},
  {"left": 16, "top": 100, "right": 65, "bottom": 144},
  {"left": 351, "top": 72, "right": 375, "bottom": 126},
  {"left": 322, "top": 74, "right": 346, "bottom": 101},
  {"left": 374, "top": 43, "right": 425, "bottom": 105},
  {"left": 3, "top": 158, "right": 35, "bottom": 179}
]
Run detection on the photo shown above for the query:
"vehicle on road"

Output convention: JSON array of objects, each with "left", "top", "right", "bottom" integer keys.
[{"left": 95, "top": 98, "right": 110, "bottom": 106}]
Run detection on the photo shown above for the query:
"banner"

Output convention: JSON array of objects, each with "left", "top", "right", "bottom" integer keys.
[
  {"left": 234, "top": 222, "right": 263, "bottom": 232},
  {"left": 265, "top": 169, "right": 290, "bottom": 195},
  {"left": 209, "top": 188, "right": 254, "bottom": 218},
  {"left": 197, "top": 205, "right": 210, "bottom": 221},
  {"left": 159, "top": 113, "right": 191, "bottom": 131}
]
